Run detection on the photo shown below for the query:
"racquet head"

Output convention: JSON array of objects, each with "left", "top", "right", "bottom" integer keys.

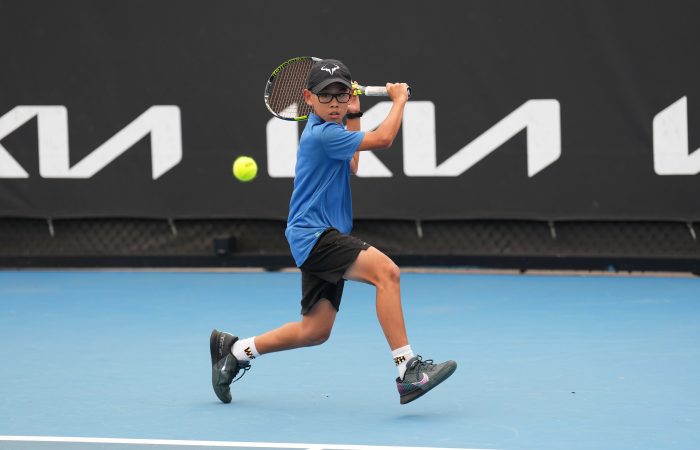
[{"left": 264, "top": 56, "right": 319, "bottom": 121}]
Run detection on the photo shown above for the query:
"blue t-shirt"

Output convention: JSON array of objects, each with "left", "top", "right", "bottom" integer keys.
[{"left": 285, "top": 113, "right": 365, "bottom": 266}]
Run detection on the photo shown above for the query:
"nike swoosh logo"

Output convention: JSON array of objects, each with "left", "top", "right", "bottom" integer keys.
[
  {"left": 220, "top": 356, "right": 230, "bottom": 373},
  {"left": 412, "top": 373, "right": 429, "bottom": 387}
]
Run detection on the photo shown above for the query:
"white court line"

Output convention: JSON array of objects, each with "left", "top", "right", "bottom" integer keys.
[{"left": 0, "top": 436, "right": 494, "bottom": 450}]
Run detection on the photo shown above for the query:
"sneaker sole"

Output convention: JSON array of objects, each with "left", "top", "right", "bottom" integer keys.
[
  {"left": 400, "top": 361, "right": 457, "bottom": 405},
  {"left": 210, "top": 329, "right": 237, "bottom": 404}
]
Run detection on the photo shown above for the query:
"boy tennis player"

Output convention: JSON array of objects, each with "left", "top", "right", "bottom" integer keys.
[{"left": 211, "top": 59, "right": 456, "bottom": 405}]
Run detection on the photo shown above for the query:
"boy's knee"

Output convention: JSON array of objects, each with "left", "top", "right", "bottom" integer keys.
[
  {"left": 301, "top": 327, "right": 332, "bottom": 347},
  {"left": 380, "top": 260, "right": 401, "bottom": 285}
]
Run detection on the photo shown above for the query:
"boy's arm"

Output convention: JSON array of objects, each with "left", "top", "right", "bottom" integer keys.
[
  {"left": 346, "top": 91, "right": 362, "bottom": 174},
  {"left": 357, "top": 83, "right": 409, "bottom": 151},
  {"left": 349, "top": 142, "right": 361, "bottom": 175}
]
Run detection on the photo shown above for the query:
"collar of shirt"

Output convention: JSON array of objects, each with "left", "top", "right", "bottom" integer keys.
[{"left": 308, "top": 112, "right": 324, "bottom": 124}]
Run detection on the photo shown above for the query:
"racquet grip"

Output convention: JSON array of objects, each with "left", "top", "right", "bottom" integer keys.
[{"left": 362, "top": 85, "right": 412, "bottom": 98}]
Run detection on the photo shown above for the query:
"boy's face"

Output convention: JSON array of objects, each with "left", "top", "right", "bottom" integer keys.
[{"left": 303, "top": 83, "right": 352, "bottom": 124}]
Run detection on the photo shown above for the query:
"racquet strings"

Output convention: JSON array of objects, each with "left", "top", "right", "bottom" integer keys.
[{"left": 269, "top": 58, "right": 314, "bottom": 119}]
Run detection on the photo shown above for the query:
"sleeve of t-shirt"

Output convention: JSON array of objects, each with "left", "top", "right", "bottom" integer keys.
[{"left": 320, "top": 123, "right": 365, "bottom": 161}]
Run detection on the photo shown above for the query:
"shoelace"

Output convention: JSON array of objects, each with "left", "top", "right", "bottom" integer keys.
[
  {"left": 232, "top": 364, "right": 251, "bottom": 384},
  {"left": 412, "top": 355, "right": 435, "bottom": 371}
]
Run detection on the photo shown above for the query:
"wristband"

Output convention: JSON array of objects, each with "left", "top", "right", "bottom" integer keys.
[{"left": 346, "top": 111, "right": 363, "bottom": 119}]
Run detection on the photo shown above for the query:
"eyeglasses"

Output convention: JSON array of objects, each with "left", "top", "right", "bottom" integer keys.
[{"left": 315, "top": 92, "right": 351, "bottom": 103}]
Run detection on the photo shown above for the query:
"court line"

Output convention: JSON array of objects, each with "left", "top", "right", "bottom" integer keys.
[{"left": 0, "top": 436, "right": 494, "bottom": 450}]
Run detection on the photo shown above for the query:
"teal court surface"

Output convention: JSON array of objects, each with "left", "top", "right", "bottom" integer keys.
[{"left": 0, "top": 270, "right": 698, "bottom": 450}]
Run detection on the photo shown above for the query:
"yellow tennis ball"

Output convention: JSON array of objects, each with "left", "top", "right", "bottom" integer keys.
[{"left": 233, "top": 156, "right": 258, "bottom": 182}]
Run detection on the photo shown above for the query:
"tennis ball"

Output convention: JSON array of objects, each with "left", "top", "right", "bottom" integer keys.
[{"left": 232, "top": 156, "right": 258, "bottom": 182}]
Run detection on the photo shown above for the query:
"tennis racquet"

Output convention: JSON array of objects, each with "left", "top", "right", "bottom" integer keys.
[{"left": 264, "top": 56, "right": 411, "bottom": 121}]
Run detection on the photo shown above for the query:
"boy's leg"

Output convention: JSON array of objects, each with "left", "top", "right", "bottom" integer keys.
[
  {"left": 255, "top": 299, "right": 337, "bottom": 354},
  {"left": 210, "top": 299, "right": 337, "bottom": 403},
  {"left": 345, "top": 245, "right": 457, "bottom": 404},
  {"left": 344, "top": 246, "right": 408, "bottom": 350}
]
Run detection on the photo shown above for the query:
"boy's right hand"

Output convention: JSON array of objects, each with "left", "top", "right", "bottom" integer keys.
[{"left": 386, "top": 83, "right": 410, "bottom": 103}]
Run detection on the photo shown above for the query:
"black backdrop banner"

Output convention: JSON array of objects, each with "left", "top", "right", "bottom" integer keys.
[{"left": 1, "top": 0, "right": 699, "bottom": 220}]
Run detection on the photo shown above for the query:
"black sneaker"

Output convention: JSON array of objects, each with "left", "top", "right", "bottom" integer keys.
[
  {"left": 209, "top": 329, "right": 250, "bottom": 403},
  {"left": 396, "top": 355, "right": 457, "bottom": 404}
]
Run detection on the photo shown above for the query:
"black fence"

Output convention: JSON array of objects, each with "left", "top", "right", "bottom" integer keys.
[{"left": 1, "top": 218, "right": 698, "bottom": 273}]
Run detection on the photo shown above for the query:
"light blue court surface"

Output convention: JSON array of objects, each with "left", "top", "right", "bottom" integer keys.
[{"left": 0, "top": 270, "right": 699, "bottom": 450}]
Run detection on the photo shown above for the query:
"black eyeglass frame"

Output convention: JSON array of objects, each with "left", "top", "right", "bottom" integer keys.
[{"left": 315, "top": 92, "right": 352, "bottom": 104}]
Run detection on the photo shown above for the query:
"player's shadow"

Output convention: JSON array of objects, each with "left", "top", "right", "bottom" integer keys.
[{"left": 392, "top": 412, "right": 446, "bottom": 421}]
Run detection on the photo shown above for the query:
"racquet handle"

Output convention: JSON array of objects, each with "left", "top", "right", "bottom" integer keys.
[{"left": 356, "top": 84, "right": 412, "bottom": 98}]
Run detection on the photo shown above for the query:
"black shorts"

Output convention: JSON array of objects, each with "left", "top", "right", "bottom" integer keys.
[{"left": 299, "top": 228, "right": 371, "bottom": 315}]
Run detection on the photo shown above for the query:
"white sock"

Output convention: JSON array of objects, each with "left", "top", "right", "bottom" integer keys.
[
  {"left": 392, "top": 345, "right": 414, "bottom": 380},
  {"left": 231, "top": 337, "right": 260, "bottom": 362}
]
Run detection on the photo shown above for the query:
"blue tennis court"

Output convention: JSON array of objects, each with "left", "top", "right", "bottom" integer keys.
[{"left": 0, "top": 270, "right": 699, "bottom": 450}]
